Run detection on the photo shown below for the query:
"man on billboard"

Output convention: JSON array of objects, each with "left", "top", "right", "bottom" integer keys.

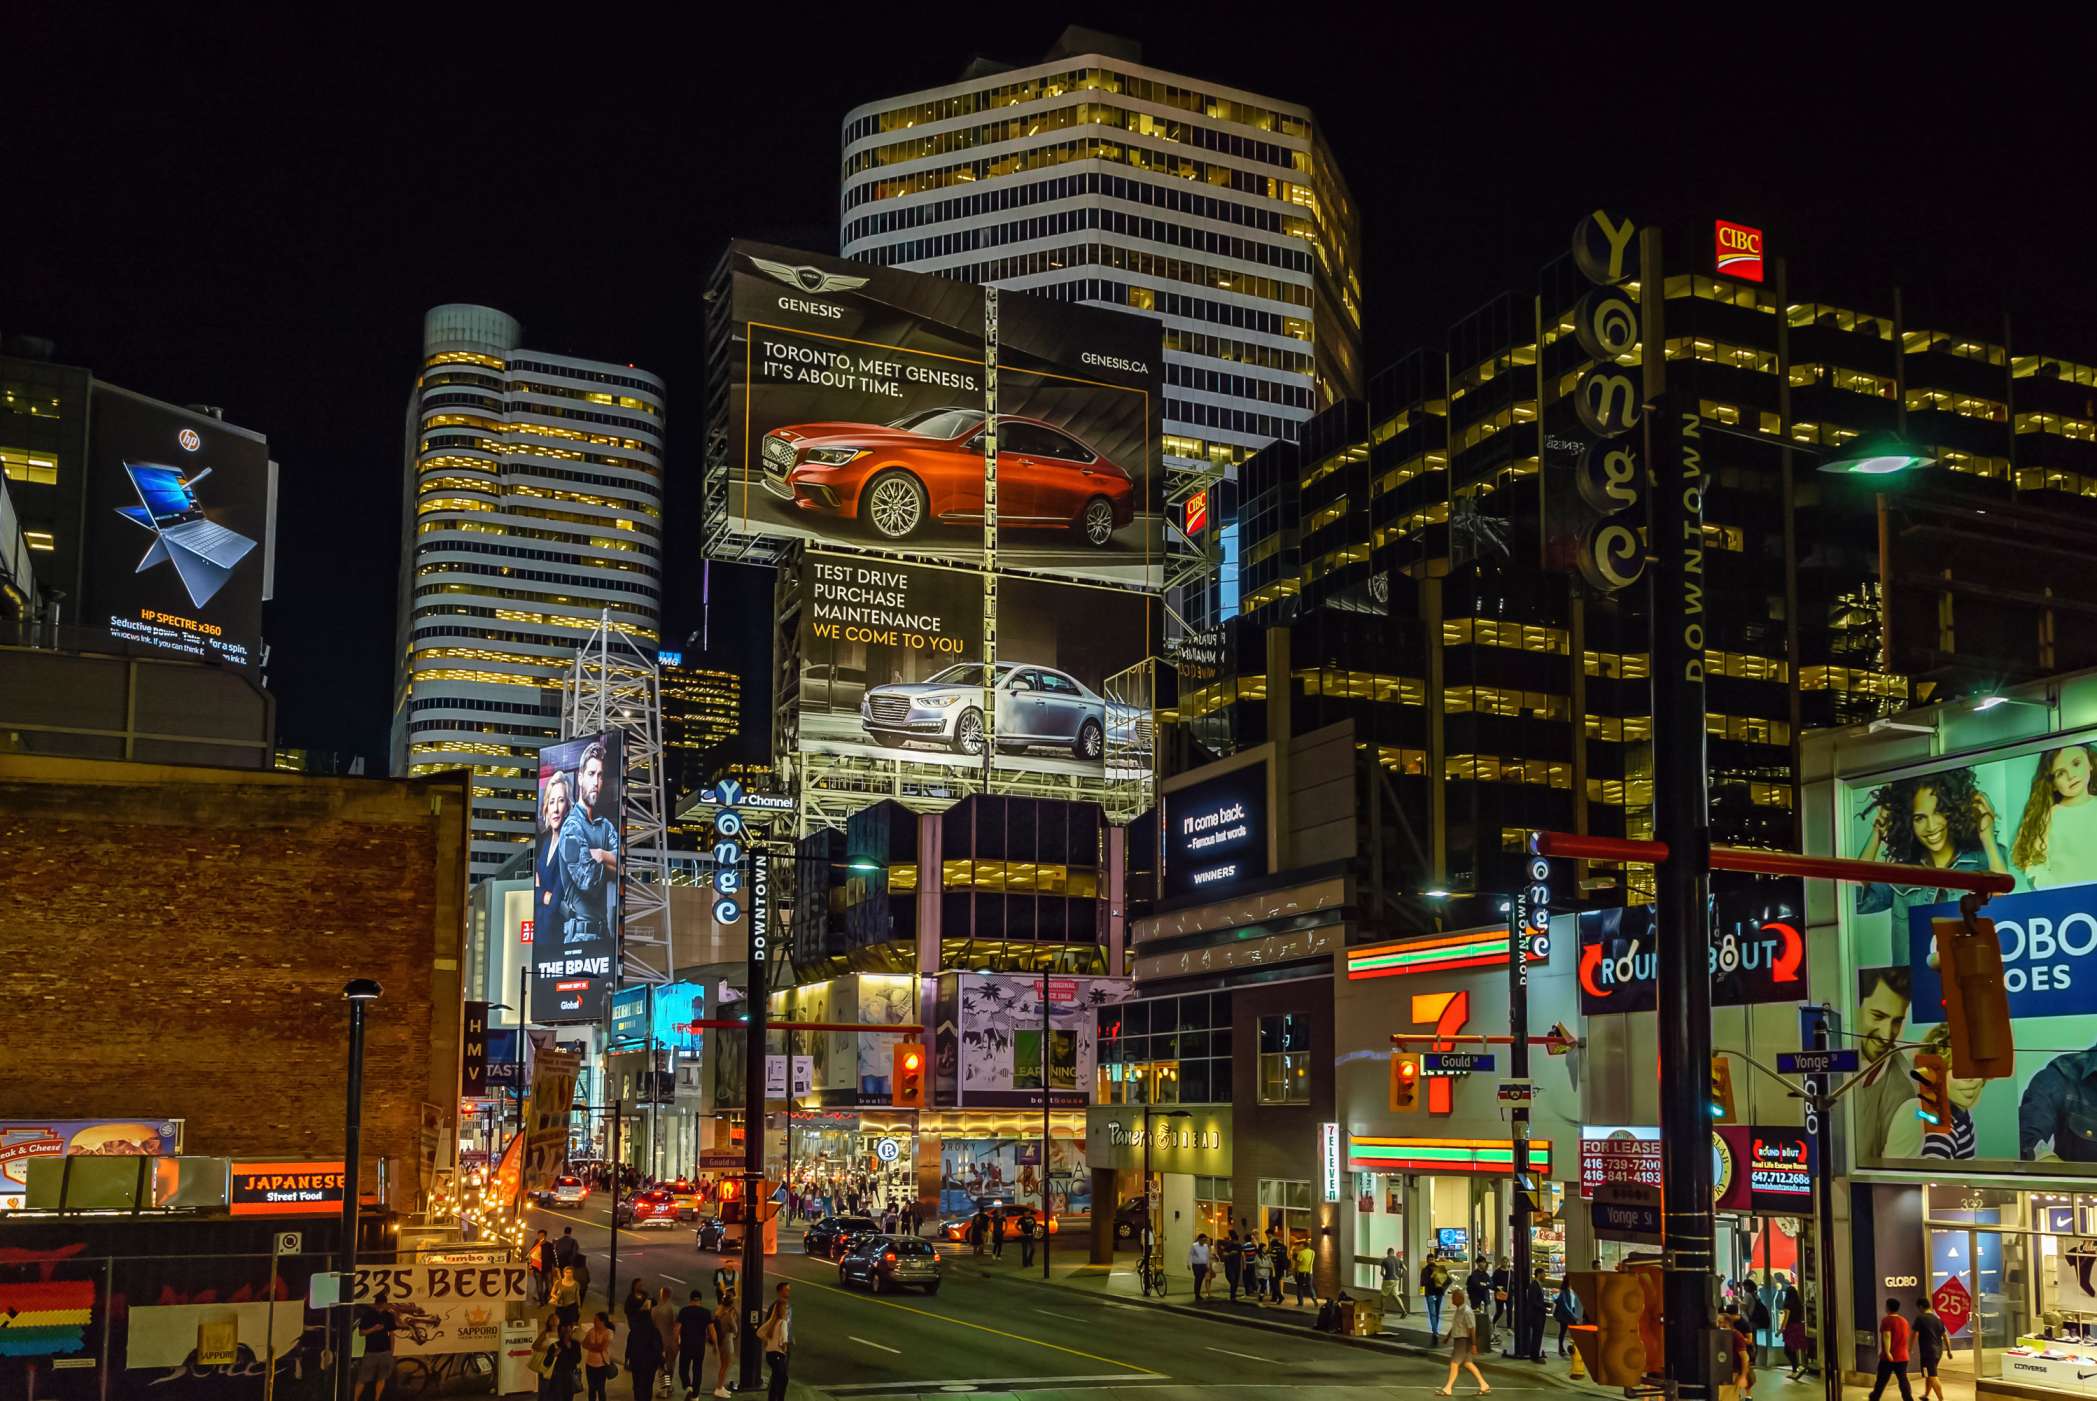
[
  {"left": 1852, "top": 966, "right": 1914, "bottom": 1163},
  {"left": 559, "top": 740, "right": 619, "bottom": 945}
]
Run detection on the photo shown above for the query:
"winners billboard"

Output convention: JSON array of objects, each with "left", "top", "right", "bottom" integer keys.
[
  {"left": 710, "top": 240, "right": 1164, "bottom": 590},
  {"left": 83, "top": 387, "right": 273, "bottom": 669},
  {"left": 532, "top": 732, "right": 622, "bottom": 1024},
  {"left": 797, "top": 551, "right": 1152, "bottom": 779}
]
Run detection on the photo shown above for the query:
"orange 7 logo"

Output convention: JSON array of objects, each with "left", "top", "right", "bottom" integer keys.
[{"left": 1410, "top": 990, "right": 1471, "bottom": 1114}]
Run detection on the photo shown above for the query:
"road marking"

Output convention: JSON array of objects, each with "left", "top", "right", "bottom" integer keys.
[
  {"left": 1032, "top": 1307, "right": 1086, "bottom": 1323},
  {"left": 659, "top": 1272, "right": 685, "bottom": 1282},
  {"left": 849, "top": 1335, "right": 902, "bottom": 1354},
  {"left": 825, "top": 1378, "right": 1159, "bottom": 1394},
  {"left": 1205, "top": 1346, "right": 1280, "bottom": 1364},
  {"left": 771, "top": 1266, "right": 1159, "bottom": 1376}
]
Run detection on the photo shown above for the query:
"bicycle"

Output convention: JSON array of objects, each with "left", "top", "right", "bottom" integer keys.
[{"left": 1140, "top": 1253, "right": 1169, "bottom": 1296}]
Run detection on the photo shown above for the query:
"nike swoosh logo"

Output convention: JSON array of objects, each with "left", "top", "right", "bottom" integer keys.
[{"left": 2077, "top": 1371, "right": 2097, "bottom": 1381}]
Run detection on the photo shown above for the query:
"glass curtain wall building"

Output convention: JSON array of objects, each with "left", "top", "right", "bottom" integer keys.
[
  {"left": 388, "top": 303, "right": 666, "bottom": 876},
  {"left": 840, "top": 27, "right": 1363, "bottom": 629}
]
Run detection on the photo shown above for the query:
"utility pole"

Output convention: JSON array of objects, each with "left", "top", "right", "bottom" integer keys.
[
  {"left": 739, "top": 846, "right": 770, "bottom": 1392},
  {"left": 608, "top": 1097, "right": 622, "bottom": 1316},
  {"left": 1042, "top": 974, "right": 1053, "bottom": 1279},
  {"left": 1644, "top": 224, "right": 1723, "bottom": 1401},
  {"left": 1802, "top": 1006, "right": 1844, "bottom": 1401},
  {"left": 1506, "top": 876, "right": 1540, "bottom": 1359}
]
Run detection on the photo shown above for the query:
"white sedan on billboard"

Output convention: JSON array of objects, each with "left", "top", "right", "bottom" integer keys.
[{"left": 861, "top": 662, "right": 1107, "bottom": 761}]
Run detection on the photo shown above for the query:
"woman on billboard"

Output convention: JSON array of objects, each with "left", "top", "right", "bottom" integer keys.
[
  {"left": 537, "top": 770, "right": 570, "bottom": 916},
  {"left": 2010, "top": 743, "right": 2097, "bottom": 889},
  {"left": 1855, "top": 767, "right": 2012, "bottom": 929}
]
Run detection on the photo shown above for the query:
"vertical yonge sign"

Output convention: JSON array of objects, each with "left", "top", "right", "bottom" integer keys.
[
  {"left": 708, "top": 778, "right": 747, "bottom": 927},
  {"left": 1568, "top": 210, "right": 1648, "bottom": 593}
]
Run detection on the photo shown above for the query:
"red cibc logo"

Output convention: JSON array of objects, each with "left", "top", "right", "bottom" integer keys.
[
  {"left": 1715, "top": 220, "right": 1765, "bottom": 283},
  {"left": 1184, "top": 488, "right": 1209, "bottom": 536}
]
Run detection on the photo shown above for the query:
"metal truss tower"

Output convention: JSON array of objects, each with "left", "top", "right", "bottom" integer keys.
[{"left": 563, "top": 610, "right": 673, "bottom": 985}]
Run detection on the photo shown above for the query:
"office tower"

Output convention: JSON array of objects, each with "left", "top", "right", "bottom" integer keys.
[
  {"left": 659, "top": 651, "right": 740, "bottom": 799},
  {"left": 840, "top": 26, "right": 1362, "bottom": 627},
  {"left": 389, "top": 304, "right": 666, "bottom": 877}
]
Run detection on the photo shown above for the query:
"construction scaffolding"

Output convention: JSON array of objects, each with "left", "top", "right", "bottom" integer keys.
[{"left": 563, "top": 611, "right": 673, "bottom": 985}]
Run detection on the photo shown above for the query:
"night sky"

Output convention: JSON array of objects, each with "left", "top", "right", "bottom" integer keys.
[{"left": 12, "top": 11, "right": 2094, "bottom": 766}]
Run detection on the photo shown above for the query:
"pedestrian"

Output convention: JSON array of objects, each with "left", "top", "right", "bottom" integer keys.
[
  {"left": 1269, "top": 1234, "right": 1289, "bottom": 1303},
  {"left": 1913, "top": 1297, "right": 1950, "bottom": 1401},
  {"left": 624, "top": 1280, "right": 653, "bottom": 1335},
  {"left": 1246, "top": 1234, "right": 1270, "bottom": 1302},
  {"left": 1436, "top": 1286, "right": 1492, "bottom": 1396},
  {"left": 1776, "top": 1274, "right": 1807, "bottom": 1378},
  {"left": 1020, "top": 1213, "right": 1038, "bottom": 1268},
  {"left": 1747, "top": 1280, "right": 1773, "bottom": 1372},
  {"left": 1188, "top": 1233, "right": 1211, "bottom": 1299},
  {"left": 1223, "top": 1228, "right": 1244, "bottom": 1302},
  {"left": 710, "top": 1292, "right": 738, "bottom": 1399},
  {"left": 1520, "top": 1266, "right": 1548, "bottom": 1360},
  {"left": 583, "top": 1311, "right": 616, "bottom": 1401},
  {"left": 1423, "top": 1250, "right": 1448, "bottom": 1338},
  {"left": 1465, "top": 1261, "right": 1493, "bottom": 1347},
  {"left": 675, "top": 1289, "right": 709, "bottom": 1400},
  {"left": 991, "top": 1206, "right": 1006, "bottom": 1259},
  {"left": 1554, "top": 1276, "right": 1580, "bottom": 1357},
  {"left": 757, "top": 1282, "right": 793, "bottom": 1401},
  {"left": 1380, "top": 1247, "right": 1403, "bottom": 1312},
  {"left": 1292, "top": 1237, "right": 1315, "bottom": 1308},
  {"left": 556, "top": 1226, "right": 581, "bottom": 1273},
  {"left": 627, "top": 1295, "right": 665, "bottom": 1401},
  {"left": 968, "top": 1210, "right": 986, "bottom": 1257},
  {"left": 545, "top": 1320, "right": 584, "bottom": 1401},
  {"left": 1491, "top": 1257, "right": 1512, "bottom": 1329},
  {"left": 1868, "top": 1297, "right": 1914, "bottom": 1401},
  {"left": 530, "top": 1229, "right": 553, "bottom": 1304},
  {"left": 529, "top": 1316, "right": 561, "bottom": 1401},
  {"left": 555, "top": 1265, "right": 583, "bottom": 1331},
  {"left": 882, "top": 1204, "right": 898, "bottom": 1235},
  {"left": 351, "top": 1299, "right": 397, "bottom": 1401},
  {"left": 712, "top": 1259, "right": 739, "bottom": 1306},
  {"left": 651, "top": 1288, "right": 679, "bottom": 1397}
]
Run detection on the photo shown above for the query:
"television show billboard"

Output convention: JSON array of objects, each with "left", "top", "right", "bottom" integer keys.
[
  {"left": 532, "top": 732, "right": 623, "bottom": 1024},
  {"left": 797, "top": 552, "right": 1153, "bottom": 779},
  {"left": 83, "top": 387, "right": 272, "bottom": 669},
  {"left": 713, "top": 240, "right": 1164, "bottom": 589},
  {"left": 1839, "top": 730, "right": 2097, "bottom": 1169}
]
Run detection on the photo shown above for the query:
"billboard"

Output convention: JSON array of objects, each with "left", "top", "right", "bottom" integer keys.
[
  {"left": 934, "top": 972, "right": 1129, "bottom": 1109},
  {"left": 1575, "top": 877, "right": 1806, "bottom": 1014},
  {"left": 712, "top": 240, "right": 1164, "bottom": 589},
  {"left": 0, "top": 1117, "right": 183, "bottom": 1210},
  {"left": 83, "top": 386, "right": 271, "bottom": 668},
  {"left": 797, "top": 551, "right": 1153, "bottom": 778},
  {"left": 1840, "top": 730, "right": 2097, "bottom": 1169},
  {"left": 532, "top": 732, "right": 623, "bottom": 1024},
  {"left": 1161, "top": 758, "right": 1272, "bottom": 900}
]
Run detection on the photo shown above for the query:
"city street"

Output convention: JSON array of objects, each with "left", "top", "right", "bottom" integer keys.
[{"left": 523, "top": 1200, "right": 1576, "bottom": 1401}]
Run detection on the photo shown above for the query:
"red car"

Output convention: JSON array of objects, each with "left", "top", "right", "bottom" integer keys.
[
  {"left": 760, "top": 408, "right": 1135, "bottom": 547},
  {"left": 615, "top": 1188, "right": 680, "bottom": 1228}
]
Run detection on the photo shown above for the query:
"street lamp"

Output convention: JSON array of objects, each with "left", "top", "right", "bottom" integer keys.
[
  {"left": 337, "top": 978, "right": 381, "bottom": 1401},
  {"left": 1139, "top": 1104, "right": 1192, "bottom": 1297},
  {"left": 1816, "top": 435, "right": 1934, "bottom": 477}
]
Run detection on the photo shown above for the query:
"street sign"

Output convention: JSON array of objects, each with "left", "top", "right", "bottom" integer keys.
[
  {"left": 1776, "top": 1049, "right": 1860, "bottom": 1075},
  {"left": 874, "top": 1138, "right": 902, "bottom": 1164},
  {"left": 1425, "top": 1052, "right": 1496, "bottom": 1073},
  {"left": 1497, "top": 1081, "right": 1536, "bottom": 1103},
  {"left": 1593, "top": 1181, "right": 1663, "bottom": 1244},
  {"left": 275, "top": 1231, "right": 302, "bottom": 1255}
]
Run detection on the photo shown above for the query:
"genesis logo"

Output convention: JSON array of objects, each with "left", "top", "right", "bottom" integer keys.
[
  {"left": 177, "top": 428, "right": 202, "bottom": 451},
  {"left": 1082, "top": 351, "right": 1150, "bottom": 374},
  {"left": 751, "top": 256, "right": 869, "bottom": 296}
]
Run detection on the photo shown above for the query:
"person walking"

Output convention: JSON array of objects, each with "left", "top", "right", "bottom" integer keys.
[
  {"left": 1520, "top": 1266, "right": 1548, "bottom": 1360},
  {"left": 968, "top": 1210, "right": 986, "bottom": 1257},
  {"left": 1020, "top": 1213, "right": 1039, "bottom": 1268},
  {"left": 1553, "top": 1275, "right": 1580, "bottom": 1357},
  {"left": 651, "top": 1288, "right": 679, "bottom": 1398},
  {"left": 544, "top": 1320, "right": 583, "bottom": 1401},
  {"left": 554, "top": 1265, "right": 583, "bottom": 1331},
  {"left": 674, "top": 1289, "right": 709, "bottom": 1400},
  {"left": 712, "top": 1260, "right": 739, "bottom": 1307},
  {"left": 1913, "top": 1297, "right": 1951, "bottom": 1401},
  {"left": 991, "top": 1206, "right": 1007, "bottom": 1259},
  {"left": 1380, "top": 1247, "right": 1403, "bottom": 1314},
  {"left": 1777, "top": 1274, "right": 1809, "bottom": 1379},
  {"left": 1465, "top": 1262, "right": 1494, "bottom": 1348},
  {"left": 1726, "top": 1308, "right": 1755, "bottom": 1400},
  {"left": 757, "top": 1282, "right": 793, "bottom": 1401},
  {"left": 1292, "top": 1238, "right": 1315, "bottom": 1308},
  {"left": 555, "top": 1227, "right": 581, "bottom": 1275},
  {"left": 624, "top": 1280, "right": 653, "bottom": 1337},
  {"left": 1222, "top": 1229, "right": 1244, "bottom": 1302},
  {"left": 1436, "top": 1286, "right": 1492, "bottom": 1396},
  {"left": 708, "top": 1293, "right": 738, "bottom": 1400},
  {"left": 351, "top": 1300, "right": 397, "bottom": 1401},
  {"left": 1188, "top": 1234, "right": 1212, "bottom": 1299},
  {"left": 1490, "top": 1257, "right": 1512, "bottom": 1330},
  {"left": 1268, "top": 1234, "right": 1289, "bottom": 1303},
  {"left": 582, "top": 1311, "right": 616, "bottom": 1401},
  {"left": 1868, "top": 1298, "right": 1915, "bottom": 1401},
  {"left": 1423, "top": 1250, "right": 1449, "bottom": 1338},
  {"left": 529, "top": 1317, "right": 562, "bottom": 1401},
  {"left": 627, "top": 1298, "right": 665, "bottom": 1401},
  {"left": 1247, "top": 1234, "right": 1270, "bottom": 1303},
  {"left": 530, "top": 1230, "right": 553, "bottom": 1305}
]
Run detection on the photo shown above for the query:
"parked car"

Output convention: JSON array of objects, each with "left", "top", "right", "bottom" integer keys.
[
  {"left": 862, "top": 661, "right": 1107, "bottom": 761},
  {"left": 804, "top": 1215, "right": 880, "bottom": 1259},
  {"left": 838, "top": 1233, "right": 942, "bottom": 1294},
  {"left": 761, "top": 408, "right": 1136, "bottom": 547},
  {"left": 1112, "top": 1196, "right": 1148, "bottom": 1242},
  {"left": 614, "top": 1188, "right": 680, "bottom": 1228},
  {"left": 937, "top": 1199, "right": 1057, "bottom": 1242},
  {"left": 532, "top": 1174, "right": 589, "bottom": 1208}
]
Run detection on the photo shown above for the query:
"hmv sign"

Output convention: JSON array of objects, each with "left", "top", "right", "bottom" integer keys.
[{"left": 1577, "top": 877, "right": 1806, "bottom": 1015}]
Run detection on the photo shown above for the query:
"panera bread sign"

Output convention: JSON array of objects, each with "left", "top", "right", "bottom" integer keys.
[{"left": 229, "top": 1160, "right": 345, "bottom": 1217}]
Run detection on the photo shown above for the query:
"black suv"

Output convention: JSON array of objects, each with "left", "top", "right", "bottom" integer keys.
[
  {"left": 804, "top": 1215, "right": 879, "bottom": 1259},
  {"left": 1113, "top": 1197, "right": 1148, "bottom": 1243}
]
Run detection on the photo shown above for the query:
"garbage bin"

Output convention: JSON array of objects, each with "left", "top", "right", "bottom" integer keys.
[{"left": 497, "top": 1320, "right": 539, "bottom": 1395}]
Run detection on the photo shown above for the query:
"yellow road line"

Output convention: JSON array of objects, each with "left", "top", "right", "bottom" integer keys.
[{"left": 772, "top": 1259, "right": 1161, "bottom": 1377}]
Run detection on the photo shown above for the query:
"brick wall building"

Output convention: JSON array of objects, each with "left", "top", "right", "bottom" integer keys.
[{"left": 0, "top": 755, "right": 469, "bottom": 1208}]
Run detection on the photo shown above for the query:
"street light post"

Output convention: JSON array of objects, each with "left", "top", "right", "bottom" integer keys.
[{"left": 336, "top": 978, "right": 381, "bottom": 1401}]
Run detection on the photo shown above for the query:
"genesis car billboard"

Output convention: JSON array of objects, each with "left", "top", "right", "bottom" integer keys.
[
  {"left": 797, "top": 551, "right": 1152, "bottom": 779},
  {"left": 83, "top": 387, "right": 274, "bottom": 669},
  {"left": 710, "top": 239, "right": 1164, "bottom": 590}
]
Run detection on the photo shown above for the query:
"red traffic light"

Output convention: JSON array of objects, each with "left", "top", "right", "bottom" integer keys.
[
  {"left": 902, "top": 1049, "right": 921, "bottom": 1071},
  {"left": 1398, "top": 1060, "right": 1419, "bottom": 1082}
]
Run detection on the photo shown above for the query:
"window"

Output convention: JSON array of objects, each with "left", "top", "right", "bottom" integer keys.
[
  {"left": 1195, "top": 1175, "right": 1233, "bottom": 1240},
  {"left": 1258, "top": 1178, "right": 1313, "bottom": 1245},
  {"left": 1257, "top": 1012, "right": 1312, "bottom": 1104}
]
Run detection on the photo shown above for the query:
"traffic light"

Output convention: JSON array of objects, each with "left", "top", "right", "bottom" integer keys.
[
  {"left": 1565, "top": 1269, "right": 1652, "bottom": 1386},
  {"left": 1709, "top": 1055, "right": 1736, "bottom": 1121},
  {"left": 1390, "top": 1052, "right": 1424, "bottom": 1113},
  {"left": 718, "top": 1177, "right": 740, "bottom": 1202},
  {"left": 1913, "top": 1050, "right": 1952, "bottom": 1133},
  {"left": 1933, "top": 914, "right": 2016, "bottom": 1078},
  {"left": 893, "top": 1042, "right": 927, "bottom": 1109}
]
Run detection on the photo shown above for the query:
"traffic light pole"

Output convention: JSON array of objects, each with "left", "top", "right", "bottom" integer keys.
[
  {"left": 1506, "top": 896, "right": 1535, "bottom": 1360},
  {"left": 1804, "top": 1008, "right": 1843, "bottom": 1401},
  {"left": 739, "top": 847, "right": 767, "bottom": 1394}
]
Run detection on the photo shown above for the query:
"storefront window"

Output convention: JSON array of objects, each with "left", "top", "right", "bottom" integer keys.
[
  {"left": 1195, "top": 1174, "right": 1232, "bottom": 1240},
  {"left": 1917, "top": 1184, "right": 2097, "bottom": 1397},
  {"left": 1257, "top": 1012, "right": 1312, "bottom": 1104},
  {"left": 1258, "top": 1177, "right": 1312, "bottom": 1245}
]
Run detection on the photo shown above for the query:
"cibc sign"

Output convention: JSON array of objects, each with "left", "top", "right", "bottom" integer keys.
[
  {"left": 1714, "top": 220, "right": 1765, "bottom": 283},
  {"left": 1567, "top": 210, "right": 1647, "bottom": 593}
]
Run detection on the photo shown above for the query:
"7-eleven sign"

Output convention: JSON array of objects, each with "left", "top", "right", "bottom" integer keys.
[{"left": 1410, "top": 990, "right": 1472, "bottom": 1115}]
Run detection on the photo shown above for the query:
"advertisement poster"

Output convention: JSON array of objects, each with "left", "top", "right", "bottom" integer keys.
[
  {"left": 714, "top": 240, "right": 1164, "bottom": 589},
  {"left": 937, "top": 1135, "right": 1090, "bottom": 1217},
  {"left": 126, "top": 1301, "right": 308, "bottom": 1370},
  {"left": 1162, "top": 760, "right": 1271, "bottom": 899},
  {"left": 1579, "top": 1125, "right": 1661, "bottom": 1199},
  {"left": 950, "top": 972, "right": 1128, "bottom": 1109},
  {"left": 83, "top": 386, "right": 272, "bottom": 668},
  {"left": 532, "top": 732, "right": 623, "bottom": 1024},
  {"left": 1576, "top": 877, "right": 1806, "bottom": 1015},
  {"left": 1841, "top": 732, "right": 2097, "bottom": 1169},
  {"left": 0, "top": 1118, "right": 182, "bottom": 1210},
  {"left": 518, "top": 1046, "right": 580, "bottom": 1199},
  {"left": 797, "top": 551, "right": 1153, "bottom": 778}
]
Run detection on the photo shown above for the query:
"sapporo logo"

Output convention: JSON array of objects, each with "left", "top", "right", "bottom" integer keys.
[{"left": 750, "top": 255, "right": 869, "bottom": 296}]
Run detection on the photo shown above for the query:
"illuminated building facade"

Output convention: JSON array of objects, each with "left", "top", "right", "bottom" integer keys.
[
  {"left": 388, "top": 304, "right": 665, "bottom": 876},
  {"left": 1178, "top": 218, "right": 2097, "bottom": 912},
  {"left": 659, "top": 653, "right": 740, "bottom": 799},
  {"left": 840, "top": 27, "right": 1363, "bottom": 627}
]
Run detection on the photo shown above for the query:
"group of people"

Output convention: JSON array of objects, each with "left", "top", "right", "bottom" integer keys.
[
  {"left": 785, "top": 1169, "right": 908, "bottom": 1224},
  {"left": 525, "top": 1278, "right": 795, "bottom": 1401},
  {"left": 1180, "top": 1223, "right": 1314, "bottom": 1305},
  {"left": 964, "top": 1205, "right": 1046, "bottom": 1265}
]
